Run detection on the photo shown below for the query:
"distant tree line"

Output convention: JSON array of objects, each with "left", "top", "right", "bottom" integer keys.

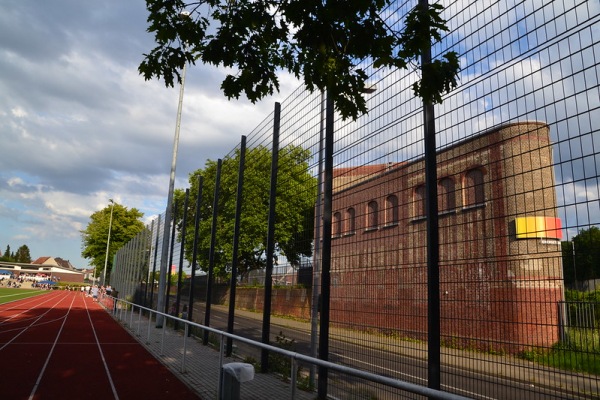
[
  {"left": 174, "top": 145, "right": 317, "bottom": 281},
  {"left": 0, "top": 244, "right": 32, "bottom": 263},
  {"left": 562, "top": 226, "right": 600, "bottom": 289}
]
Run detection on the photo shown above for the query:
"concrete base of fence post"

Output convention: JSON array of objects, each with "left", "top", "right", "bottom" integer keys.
[{"left": 221, "top": 362, "right": 254, "bottom": 400}]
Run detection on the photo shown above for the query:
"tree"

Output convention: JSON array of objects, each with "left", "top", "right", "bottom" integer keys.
[
  {"left": 176, "top": 145, "right": 317, "bottom": 279},
  {"left": 562, "top": 226, "right": 600, "bottom": 288},
  {"left": 14, "top": 245, "right": 32, "bottom": 263},
  {"left": 81, "top": 203, "right": 145, "bottom": 281},
  {"left": 139, "top": 0, "right": 459, "bottom": 120},
  {"left": 2, "top": 245, "right": 11, "bottom": 262}
]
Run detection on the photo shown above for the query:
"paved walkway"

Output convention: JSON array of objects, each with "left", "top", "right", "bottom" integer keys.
[
  {"left": 113, "top": 306, "right": 315, "bottom": 400},
  {"left": 204, "top": 306, "right": 598, "bottom": 399},
  {"left": 107, "top": 302, "right": 599, "bottom": 399}
]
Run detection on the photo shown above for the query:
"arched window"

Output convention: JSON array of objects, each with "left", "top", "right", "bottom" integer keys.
[
  {"left": 464, "top": 168, "right": 485, "bottom": 206},
  {"left": 385, "top": 194, "right": 399, "bottom": 224},
  {"left": 367, "top": 201, "right": 379, "bottom": 229},
  {"left": 438, "top": 177, "right": 456, "bottom": 212},
  {"left": 346, "top": 207, "right": 356, "bottom": 233},
  {"left": 414, "top": 185, "right": 426, "bottom": 217},
  {"left": 333, "top": 212, "right": 342, "bottom": 237}
]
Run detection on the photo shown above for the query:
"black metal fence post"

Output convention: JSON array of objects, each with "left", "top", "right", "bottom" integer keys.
[
  {"left": 148, "top": 214, "right": 161, "bottom": 310},
  {"left": 310, "top": 91, "right": 325, "bottom": 387},
  {"left": 261, "top": 102, "right": 281, "bottom": 372},
  {"left": 419, "top": 0, "right": 441, "bottom": 392},
  {"left": 227, "top": 135, "right": 247, "bottom": 356},
  {"left": 175, "top": 188, "right": 190, "bottom": 325},
  {"left": 165, "top": 199, "right": 178, "bottom": 315},
  {"left": 143, "top": 219, "right": 154, "bottom": 308},
  {"left": 204, "top": 159, "right": 222, "bottom": 345},
  {"left": 188, "top": 176, "right": 203, "bottom": 330},
  {"left": 317, "top": 90, "right": 335, "bottom": 399}
]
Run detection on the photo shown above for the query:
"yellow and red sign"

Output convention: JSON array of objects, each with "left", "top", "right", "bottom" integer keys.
[{"left": 515, "top": 216, "right": 562, "bottom": 240}]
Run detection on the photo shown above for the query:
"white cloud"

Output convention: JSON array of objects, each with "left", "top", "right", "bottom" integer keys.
[
  {"left": 11, "top": 107, "right": 27, "bottom": 118},
  {"left": 0, "top": 0, "right": 299, "bottom": 268},
  {"left": 7, "top": 177, "right": 24, "bottom": 187},
  {"left": 0, "top": 0, "right": 596, "bottom": 269}
]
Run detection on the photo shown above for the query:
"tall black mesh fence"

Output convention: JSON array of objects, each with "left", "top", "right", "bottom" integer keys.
[{"left": 111, "top": 2, "right": 600, "bottom": 398}]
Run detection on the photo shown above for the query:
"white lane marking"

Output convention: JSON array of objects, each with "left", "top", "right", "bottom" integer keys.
[
  {"left": 0, "top": 291, "right": 63, "bottom": 325},
  {"left": 0, "top": 292, "right": 70, "bottom": 351},
  {"left": 85, "top": 296, "right": 120, "bottom": 400},
  {"left": 28, "top": 293, "right": 76, "bottom": 400},
  {"left": 0, "top": 315, "right": 72, "bottom": 335}
]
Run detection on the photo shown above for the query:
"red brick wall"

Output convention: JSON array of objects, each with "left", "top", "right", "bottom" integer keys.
[
  {"left": 326, "top": 122, "right": 564, "bottom": 353},
  {"left": 206, "top": 122, "right": 564, "bottom": 354},
  {"left": 214, "top": 286, "right": 312, "bottom": 320}
]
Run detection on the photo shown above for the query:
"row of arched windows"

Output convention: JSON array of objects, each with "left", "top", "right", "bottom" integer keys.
[
  {"left": 332, "top": 168, "right": 485, "bottom": 237},
  {"left": 415, "top": 168, "right": 485, "bottom": 216}
]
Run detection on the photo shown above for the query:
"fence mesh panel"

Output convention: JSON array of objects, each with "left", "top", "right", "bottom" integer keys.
[{"left": 110, "top": 1, "right": 600, "bottom": 398}]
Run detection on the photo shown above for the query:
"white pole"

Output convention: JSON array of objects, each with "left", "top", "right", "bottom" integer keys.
[{"left": 156, "top": 44, "right": 188, "bottom": 327}]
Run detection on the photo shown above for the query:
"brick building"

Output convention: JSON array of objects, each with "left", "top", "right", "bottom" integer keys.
[
  {"left": 0, "top": 257, "right": 86, "bottom": 284},
  {"left": 328, "top": 121, "right": 563, "bottom": 352}
]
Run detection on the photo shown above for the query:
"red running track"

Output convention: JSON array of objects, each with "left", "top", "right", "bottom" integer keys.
[{"left": 0, "top": 290, "right": 200, "bottom": 400}]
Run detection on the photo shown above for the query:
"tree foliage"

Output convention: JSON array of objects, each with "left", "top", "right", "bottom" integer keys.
[
  {"left": 1, "top": 244, "right": 12, "bottom": 261},
  {"left": 14, "top": 245, "right": 32, "bottom": 263},
  {"left": 175, "top": 145, "right": 317, "bottom": 279},
  {"left": 0, "top": 244, "right": 31, "bottom": 263},
  {"left": 81, "top": 203, "right": 145, "bottom": 280},
  {"left": 139, "top": 0, "right": 459, "bottom": 120},
  {"left": 1, "top": 245, "right": 11, "bottom": 262},
  {"left": 562, "top": 226, "right": 600, "bottom": 287}
]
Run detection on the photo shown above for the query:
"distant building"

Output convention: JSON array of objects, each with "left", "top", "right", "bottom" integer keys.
[
  {"left": 32, "top": 256, "right": 77, "bottom": 270},
  {"left": 0, "top": 257, "right": 84, "bottom": 283},
  {"left": 327, "top": 121, "right": 563, "bottom": 352}
]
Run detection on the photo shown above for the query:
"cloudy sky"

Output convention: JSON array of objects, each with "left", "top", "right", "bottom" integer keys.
[
  {"left": 0, "top": 1, "right": 299, "bottom": 268},
  {"left": 1, "top": 1, "right": 598, "bottom": 270}
]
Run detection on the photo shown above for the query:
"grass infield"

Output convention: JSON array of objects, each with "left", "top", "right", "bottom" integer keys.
[{"left": 0, "top": 287, "right": 47, "bottom": 304}]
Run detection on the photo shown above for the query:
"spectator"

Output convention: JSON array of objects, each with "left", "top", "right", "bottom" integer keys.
[
  {"left": 91, "top": 285, "right": 99, "bottom": 302},
  {"left": 181, "top": 305, "right": 188, "bottom": 320}
]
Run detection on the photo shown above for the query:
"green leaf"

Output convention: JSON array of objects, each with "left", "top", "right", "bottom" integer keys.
[{"left": 140, "top": 0, "right": 460, "bottom": 119}]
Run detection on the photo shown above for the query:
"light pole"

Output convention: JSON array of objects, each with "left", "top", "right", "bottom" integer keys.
[
  {"left": 156, "top": 10, "right": 190, "bottom": 327},
  {"left": 102, "top": 199, "right": 115, "bottom": 286}
]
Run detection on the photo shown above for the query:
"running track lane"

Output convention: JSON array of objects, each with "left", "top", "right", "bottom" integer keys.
[{"left": 0, "top": 290, "right": 200, "bottom": 400}]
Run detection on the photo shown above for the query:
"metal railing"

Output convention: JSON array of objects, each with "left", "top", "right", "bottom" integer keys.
[{"left": 103, "top": 295, "right": 469, "bottom": 400}]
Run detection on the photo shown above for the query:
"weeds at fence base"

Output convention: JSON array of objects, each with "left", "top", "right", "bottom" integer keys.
[
  {"left": 543, "top": 350, "right": 600, "bottom": 375},
  {"left": 244, "top": 331, "right": 311, "bottom": 392},
  {"left": 295, "top": 372, "right": 314, "bottom": 392},
  {"left": 519, "top": 340, "right": 600, "bottom": 375},
  {"left": 267, "top": 331, "right": 296, "bottom": 381},
  {"left": 441, "top": 336, "right": 507, "bottom": 356},
  {"left": 329, "top": 377, "right": 378, "bottom": 400}
]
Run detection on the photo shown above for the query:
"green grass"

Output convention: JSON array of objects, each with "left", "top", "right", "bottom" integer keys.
[
  {"left": 0, "top": 287, "right": 47, "bottom": 304},
  {"left": 537, "top": 348, "right": 600, "bottom": 375},
  {"left": 520, "top": 328, "right": 600, "bottom": 375}
]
